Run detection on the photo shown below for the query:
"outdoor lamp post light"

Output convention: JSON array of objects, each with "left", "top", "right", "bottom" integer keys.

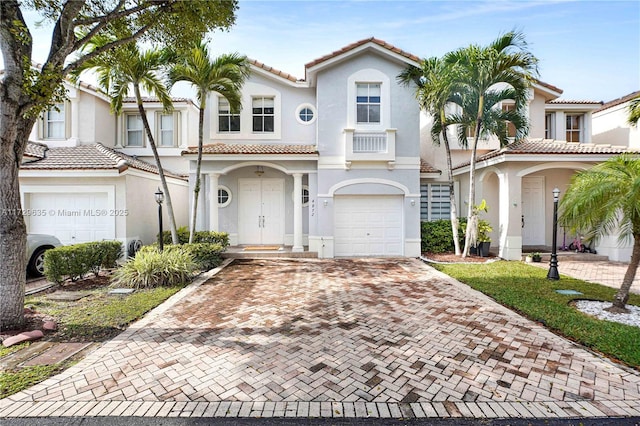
[
  {"left": 155, "top": 188, "right": 164, "bottom": 252},
  {"left": 547, "top": 187, "right": 561, "bottom": 280}
]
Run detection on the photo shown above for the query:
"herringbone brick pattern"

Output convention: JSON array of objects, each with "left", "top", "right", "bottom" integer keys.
[{"left": 2, "top": 258, "right": 639, "bottom": 419}]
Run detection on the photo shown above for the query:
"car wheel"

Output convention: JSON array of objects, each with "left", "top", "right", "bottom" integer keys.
[{"left": 28, "top": 247, "right": 49, "bottom": 277}]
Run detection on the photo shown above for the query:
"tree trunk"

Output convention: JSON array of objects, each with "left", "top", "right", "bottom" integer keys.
[
  {"left": 0, "top": 111, "right": 34, "bottom": 331},
  {"left": 462, "top": 96, "right": 484, "bottom": 258},
  {"left": 441, "top": 124, "right": 460, "bottom": 256},
  {"left": 462, "top": 131, "right": 481, "bottom": 258},
  {"left": 1, "top": 1, "right": 37, "bottom": 330},
  {"left": 607, "top": 233, "right": 640, "bottom": 313},
  {"left": 134, "top": 85, "right": 179, "bottom": 245},
  {"left": 188, "top": 106, "right": 205, "bottom": 244}
]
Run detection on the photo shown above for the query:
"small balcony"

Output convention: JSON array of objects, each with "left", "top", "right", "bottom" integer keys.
[{"left": 344, "top": 128, "right": 396, "bottom": 168}]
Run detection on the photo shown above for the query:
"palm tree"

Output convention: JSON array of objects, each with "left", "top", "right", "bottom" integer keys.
[
  {"left": 169, "top": 42, "right": 250, "bottom": 243},
  {"left": 398, "top": 57, "right": 463, "bottom": 255},
  {"left": 629, "top": 95, "right": 640, "bottom": 127},
  {"left": 75, "top": 39, "right": 180, "bottom": 244},
  {"left": 559, "top": 154, "right": 640, "bottom": 313},
  {"left": 445, "top": 31, "right": 538, "bottom": 257}
]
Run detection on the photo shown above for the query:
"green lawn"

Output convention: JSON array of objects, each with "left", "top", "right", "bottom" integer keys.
[{"left": 432, "top": 260, "right": 640, "bottom": 368}]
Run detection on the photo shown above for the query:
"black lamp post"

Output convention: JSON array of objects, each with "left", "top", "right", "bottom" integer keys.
[
  {"left": 547, "top": 187, "right": 560, "bottom": 280},
  {"left": 155, "top": 188, "right": 164, "bottom": 252}
]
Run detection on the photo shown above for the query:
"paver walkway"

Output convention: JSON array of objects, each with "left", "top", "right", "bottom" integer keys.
[{"left": 2, "top": 258, "right": 639, "bottom": 419}]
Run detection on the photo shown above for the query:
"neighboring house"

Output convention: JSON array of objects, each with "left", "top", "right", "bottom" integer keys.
[
  {"left": 592, "top": 91, "right": 640, "bottom": 148},
  {"left": 20, "top": 80, "right": 189, "bottom": 256},
  {"left": 14, "top": 39, "right": 640, "bottom": 262}
]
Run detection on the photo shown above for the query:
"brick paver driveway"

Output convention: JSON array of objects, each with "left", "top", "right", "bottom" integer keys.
[{"left": 2, "top": 258, "right": 640, "bottom": 419}]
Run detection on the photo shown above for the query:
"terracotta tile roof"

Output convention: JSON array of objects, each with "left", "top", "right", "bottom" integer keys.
[
  {"left": 20, "top": 143, "right": 186, "bottom": 179},
  {"left": 420, "top": 159, "right": 441, "bottom": 174},
  {"left": 595, "top": 90, "right": 640, "bottom": 113},
  {"left": 122, "top": 97, "right": 195, "bottom": 105},
  {"left": 305, "top": 37, "right": 420, "bottom": 69},
  {"left": 249, "top": 59, "right": 299, "bottom": 82},
  {"left": 182, "top": 143, "right": 318, "bottom": 155},
  {"left": 453, "top": 138, "right": 639, "bottom": 169},
  {"left": 546, "top": 99, "right": 603, "bottom": 105},
  {"left": 23, "top": 142, "right": 48, "bottom": 161},
  {"left": 534, "top": 79, "right": 563, "bottom": 95}
]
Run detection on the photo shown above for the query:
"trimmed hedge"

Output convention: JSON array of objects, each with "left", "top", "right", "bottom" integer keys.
[
  {"left": 111, "top": 246, "right": 196, "bottom": 289},
  {"left": 139, "top": 242, "right": 225, "bottom": 271},
  {"left": 160, "top": 226, "right": 230, "bottom": 247},
  {"left": 421, "top": 218, "right": 467, "bottom": 253},
  {"left": 43, "top": 241, "right": 123, "bottom": 284}
]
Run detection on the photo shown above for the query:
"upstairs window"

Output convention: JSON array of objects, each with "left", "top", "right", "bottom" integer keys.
[
  {"left": 125, "top": 114, "right": 144, "bottom": 147},
  {"left": 545, "top": 113, "right": 555, "bottom": 139},
  {"left": 219, "top": 98, "right": 240, "bottom": 132},
  {"left": 502, "top": 103, "right": 516, "bottom": 138},
  {"left": 566, "top": 114, "right": 582, "bottom": 142},
  {"left": 420, "top": 183, "right": 451, "bottom": 221},
  {"left": 356, "top": 83, "right": 381, "bottom": 124},
  {"left": 252, "top": 97, "right": 274, "bottom": 132},
  {"left": 44, "top": 103, "right": 65, "bottom": 139},
  {"left": 159, "top": 113, "right": 174, "bottom": 147}
]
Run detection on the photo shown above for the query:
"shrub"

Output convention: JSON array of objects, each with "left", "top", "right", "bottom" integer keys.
[
  {"left": 111, "top": 246, "right": 197, "bottom": 289},
  {"left": 160, "top": 226, "right": 230, "bottom": 247},
  {"left": 138, "top": 242, "right": 225, "bottom": 271},
  {"left": 421, "top": 218, "right": 467, "bottom": 254},
  {"left": 44, "top": 241, "right": 123, "bottom": 284},
  {"left": 181, "top": 243, "right": 225, "bottom": 270}
]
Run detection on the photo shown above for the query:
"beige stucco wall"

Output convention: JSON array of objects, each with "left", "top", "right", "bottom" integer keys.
[
  {"left": 528, "top": 95, "right": 547, "bottom": 139},
  {"left": 125, "top": 173, "right": 189, "bottom": 245},
  {"left": 593, "top": 103, "right": 640, "bottom": 148}
]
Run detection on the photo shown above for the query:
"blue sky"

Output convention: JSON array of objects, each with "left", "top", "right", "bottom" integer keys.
[
  {"left": 19, "top": 0, "right": 640, "bottom": 102},
  {"left": 202, "top": 0, "right": 639, "bottom": 102}
]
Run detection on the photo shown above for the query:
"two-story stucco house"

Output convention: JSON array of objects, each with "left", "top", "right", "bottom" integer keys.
[{"left": 181, "top": 38, "right": 422, "bottom": 258}]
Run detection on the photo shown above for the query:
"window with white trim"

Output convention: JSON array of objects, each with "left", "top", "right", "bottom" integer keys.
[
  {"left": 125, "top": 114, "right": 144, "bottom": 147},
  {"left": 218, "top": 97, "right": 240, "bottom": 132},
  {"left": 356, "top": 83, "right": 381, "bottom": 124},
  {"left": 158, "top": 113, "right": 174, "bottom": 147},
  {"left": 566, "top": 114, "right": 582, "bottom": 142},
  {"left": 252, "top": 97, "right": 274, "bottom": 132},
  {"left": 545, "top": 113, "right": 555, "bottom": 139},
  {"left": 420, "top": 183, "right": 451, "bottom": 221},
  {"left": 44, "top": 103, "right": 65, "bottom": 139},
  {"left": 502, "top": 103, "right": 516, "bottom": 138},
  {"left": 217, "top": 186, "right": 232, "bottom": 208}
]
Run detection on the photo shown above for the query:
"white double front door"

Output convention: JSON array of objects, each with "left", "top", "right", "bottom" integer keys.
[{"left": 238, "top": 178, "right": 284, "bottom": 245}]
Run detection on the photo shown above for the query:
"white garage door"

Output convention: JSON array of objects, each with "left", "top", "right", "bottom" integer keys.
[
  {"left": 29, "top": 193, "right": 114, "bottom": 245},
  {"left": 334, "top": 195, "right": 403, "bottom": 256}
]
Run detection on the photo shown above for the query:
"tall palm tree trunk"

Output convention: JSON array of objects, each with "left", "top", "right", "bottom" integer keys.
[
  {"left": 441, "top": 118, "right": 460, "bottom": 255},
  {"left": 134, "top": 85, "right": 179, "bottom": 245},
  {"left": 608, "top": 234, "right": 640, "bottom": 313},
  {"left": 462, "top": 116, "right": 483, "bottom": 258},
  {"left": 188, "top": 106, "right": 205, "bottom": 243}
]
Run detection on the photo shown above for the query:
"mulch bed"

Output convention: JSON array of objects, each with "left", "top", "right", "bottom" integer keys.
[{"left": 422, "top": 252, "right": 499, "bottom": 263}]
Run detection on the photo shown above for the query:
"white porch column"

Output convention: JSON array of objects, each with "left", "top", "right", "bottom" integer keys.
[
  {"left": 498, "top": 167, "right": 523, "bottom": 260},
  {"left": 208, "top": 173, "right": 219, "bottom": 232},
  {"left": 292, "top": 173, "right": 304, "bottom": 252}
]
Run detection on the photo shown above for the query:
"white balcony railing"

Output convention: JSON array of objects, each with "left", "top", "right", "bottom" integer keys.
[
  {"left": 344, "top": 128, "right": 396, "bottom": 168},
  {"left": 353, "top": 132, "right": 387, "bottom": 153}
]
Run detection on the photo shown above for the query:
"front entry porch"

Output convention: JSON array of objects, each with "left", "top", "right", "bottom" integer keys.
[{"left": 222, "top": 245, "right": 318, "bottom": 259}]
